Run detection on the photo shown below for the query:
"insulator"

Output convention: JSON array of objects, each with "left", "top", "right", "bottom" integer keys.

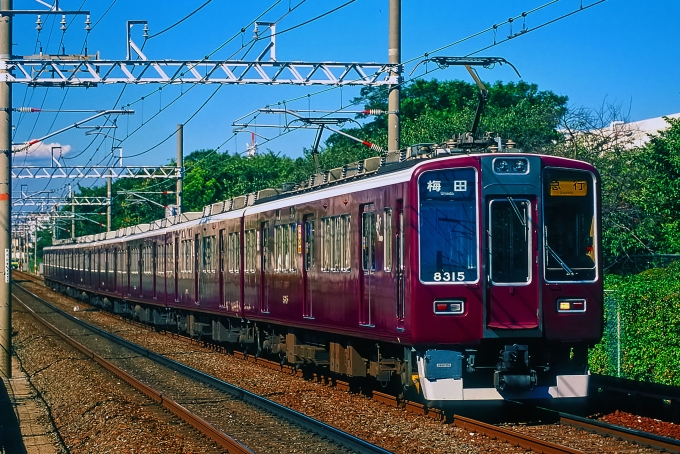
[
  {"left": 16, "top": 107, "right": 39, "bottom": 113},
  {"left": 35, "top": 15, "right": 42, "bottom": 31},
  {"left": 84, "top": 15, "right": 91, "bottom": 32},
  {"left": 60, "top": 15, "right": 66, "bottom": 31},
  {"left": 143, "top": 23, "right": 149, "bottom": 38},
  {"left": 363, "top": 109, "right": 385, "bottom": 116}
]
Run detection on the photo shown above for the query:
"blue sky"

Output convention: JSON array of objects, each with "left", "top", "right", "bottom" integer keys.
[{"left": 9, "top": 0, "right": 680, "bottom": 203}]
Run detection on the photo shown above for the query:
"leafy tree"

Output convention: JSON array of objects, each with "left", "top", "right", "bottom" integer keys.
[
  {"left": 551, "top": 106, "right": 680, "bottom": 270},
  {"left": 590, "top": 265, "right": 680, "bottom": 386}
]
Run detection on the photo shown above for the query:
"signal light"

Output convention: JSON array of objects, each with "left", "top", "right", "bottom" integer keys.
[
  {"left": 433, "top": 300, "right": 464, "bottom": 315},
  {"left": 557, "top": 298, "right": 586, "bottom": 313}
]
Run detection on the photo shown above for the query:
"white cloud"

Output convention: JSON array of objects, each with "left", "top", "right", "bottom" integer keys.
[{"left": 12, "top": 141, "right": 72, "bottom": 158}]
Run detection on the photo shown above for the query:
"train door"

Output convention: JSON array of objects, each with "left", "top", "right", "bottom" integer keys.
[
  {"left": 260, "top": 221, "right": 269, "bottom": 313},
  {"left": 219, "top": 230, "right": 225, "bottom": 308},
  {"left": 302, "top": 215, "right": 314, "bottom": 318},
  {"left": 126, "top": 245, "right": 131, "bottom": 297},
  {"left": 152, "top": 242, "right": 157, "bottom": 299},
  {"left": 173, "top": 238, "right": 179, "bottom": 302},
  {"left": 111, "top": 249, "right": 116, "bottom": 292},
  {"left": 395, "top": 200, "right": 405, "bottom": 328},
  {"left": 360, "top": 203, "right": 376, "bottom": 326},
  {"left": 486, "top": 197, "right": 539, "bottom": 329},
  {"left": 194, "top": 234, "right": 200, "bottom": 304}
]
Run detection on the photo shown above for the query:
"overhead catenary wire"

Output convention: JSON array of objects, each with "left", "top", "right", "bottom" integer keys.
[
  {"left": 146, "top": 0, "right": 213, "bottom": 39},
  {"left": 235, "top": 0, "right": 607, "bottom": 151},
  {"left": 36, "top": 1, "right": 606, "bottom": 223},
  {"left": 109, "top": 0, "right": 349, "bottom": 160}
]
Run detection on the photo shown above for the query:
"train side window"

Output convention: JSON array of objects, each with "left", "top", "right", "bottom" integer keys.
[
  {"left": 342, "top": 215, "right": 351, "bottom": 272},
  {"left": 321, "top": 215, "right": 350, "bottom": 272},
  {"left": 131, "top": 248, "right": 138, "bottom": 275},
  {"left": 219, "top": 230, "right": 226, "bottom": 273},
  {"left": 202, "top": 235, "right": 216, "bottom": 273},
  {"left": 289, "top": 223, "right": 297, "bottom": 272},
  {"left": 322, "top": 217, "right": 332, "bottom": 272},
  {"left": 165, "top": 242, "right": 173, "bottom": 277},
  {"left": 304, "top": 217, "right": 315, "bottom": 271},
  {"left": 274, "top": 224, "right": 296, "bottom": 273},
  {"left": 228, "top": 232, "right": 240, "bottom": 273},
  {"left": 384, "top": 209, "right": 392, "bottom": 272},
  {"left": 245, "top": 229, "right": 257, "bottom": 273},
  {"left": 142, "top": 245, "right": 150, "bottom": 275},
  {"left": 362, "top": 209, "right": 376, "bottom": 272},
  {"left": 181, "top": 239, "right": 193, "bottom": 273}
]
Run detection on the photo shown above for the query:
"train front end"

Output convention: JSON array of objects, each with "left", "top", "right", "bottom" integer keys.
[{"left": 410, "top": 153, "right": 602, "bottom": 401}]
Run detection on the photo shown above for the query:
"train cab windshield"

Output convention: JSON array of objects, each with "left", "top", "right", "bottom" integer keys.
[
  {"left": 543, "top": 168, "right": 597, "bottom": 282},
  {"left": 418, "top": 168, "right": 478, "bottom": 283}
]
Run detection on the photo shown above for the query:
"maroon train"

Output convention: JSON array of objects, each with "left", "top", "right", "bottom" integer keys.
[{"left": 43, "top": 144, "right": 602, "bottom": 401}]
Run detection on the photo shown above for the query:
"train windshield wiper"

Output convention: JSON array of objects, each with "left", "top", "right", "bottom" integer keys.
[
  {"left": 507, "top": 197, "right": 528, "bottom": 240},
  {"left": 544, "top": 230, "right": 574, "bottom": 276}
]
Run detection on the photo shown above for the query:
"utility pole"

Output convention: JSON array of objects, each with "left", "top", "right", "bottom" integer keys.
[
  {"left": 0, "top": 0, "right": 12, "bottom": 378},
  {"left": 388, "top": 0, "right": 401, "bottom": 151},
  {"left": 176, "top": 124, "right": 183, "bottom": 215}
]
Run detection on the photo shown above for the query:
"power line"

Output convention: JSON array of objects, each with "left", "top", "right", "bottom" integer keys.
[{"left": 146, "top": 0, "right": 213, "bottom": 39}]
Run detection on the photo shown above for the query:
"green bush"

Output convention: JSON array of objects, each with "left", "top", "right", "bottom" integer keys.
[{"left": 590, "top": 262, "right": 680, "bottom": 386}]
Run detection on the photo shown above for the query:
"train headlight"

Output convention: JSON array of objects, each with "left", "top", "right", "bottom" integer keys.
[
  {"left": 512, "top": 159, "right": 527, "bottom": 173},
  {"left": 557, "top": 298, "right": 586, "bottom": 312},
  {"left": 434, "top": 300, "right": 465, "bottom": 315},
  {"left": 493, "top": 158, "right": 529, "bottom": 174}
]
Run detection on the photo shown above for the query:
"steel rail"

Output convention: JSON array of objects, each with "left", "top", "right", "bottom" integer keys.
[
  {"left": 12, "top": 288, "right": 253, "bottom": 454},
  {"left": 559, "top": 413, "right": 680, "bottom": 454},
  {"left": 12, "top": 281, "right": 391, "bottom": 454},
  {"left": 453, "top": 414, "right": 585, "bottom": 454}
]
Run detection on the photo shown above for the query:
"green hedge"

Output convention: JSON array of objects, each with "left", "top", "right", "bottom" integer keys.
[{"left": 589, "top": 262, "right": 680, "bottom": 386}]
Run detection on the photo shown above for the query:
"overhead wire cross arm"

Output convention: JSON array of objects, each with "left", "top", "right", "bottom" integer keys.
[{"left": 3, "top": 60, "right": 398, "bottom": 86}]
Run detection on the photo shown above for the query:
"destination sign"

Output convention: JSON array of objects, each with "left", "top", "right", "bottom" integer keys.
[{"left": 549, "top": 180, "right": 587, "bottom": 196}]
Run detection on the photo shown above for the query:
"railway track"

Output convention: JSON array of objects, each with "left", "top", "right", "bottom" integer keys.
[
  {"left": 12, "top": 280, "right": 390, "bottom": 454},
  {"left": 14, "top": 272, "right": 680, "bottom": 453}
]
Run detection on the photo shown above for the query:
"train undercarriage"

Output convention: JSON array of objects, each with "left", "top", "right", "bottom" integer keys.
[{"left": 51, "top": 280, "right": 591, "bottom": 403}]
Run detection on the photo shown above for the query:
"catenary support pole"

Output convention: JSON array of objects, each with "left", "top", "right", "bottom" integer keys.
[
  {"left": 0, "top": 0, "right": 12, "bottom": 378},
  {"left": 33, "top": 220, "right": 36, "bottom": 273},
  {"left": 70, "top": 184, "right": 74, "bottom": 239},
  {"left": 107, "top": 176, "right": 112, "bottom": 231},
  {"left": 176, "top": 124, "right": 183, "bottom": 215},
  {"left": 387, "top": 0, "right": 401, "bottom": 151}
]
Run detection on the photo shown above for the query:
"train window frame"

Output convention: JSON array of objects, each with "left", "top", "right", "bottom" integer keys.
[
  {"left": 274, "top": 223, "right": 298, "bottom": 273},
  {"left": 131, "top": 247, "right": 139, "bottom": 275},
  {"left": 202, "top": 235, "right": 216, "bottom": 273},
  {"left": 384, "top": 208, "right": 393, "bottom": 272},
  {"left": 180, "top": 239, "right": 193, "bottom": 274},
  {"left": 417, "top": 166, "right": 480, "bottom": 285},
  {"left": 228, "top": 232, "right": 240, "bottom": 273},
  {"left": 321, "top": 215, "right": 351, "bottom": 273},
  {"left": 542, "top": 167, "right": 598, "bottom": 283},
  {"left": 245, "top": 229, "right": 257, "bottom": 273},
  {"left": 142, "top": 245, "right": 153, "bottom": 275},
  {"left": 488, "top": 198, "right": 533, "bottom": 286}
]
